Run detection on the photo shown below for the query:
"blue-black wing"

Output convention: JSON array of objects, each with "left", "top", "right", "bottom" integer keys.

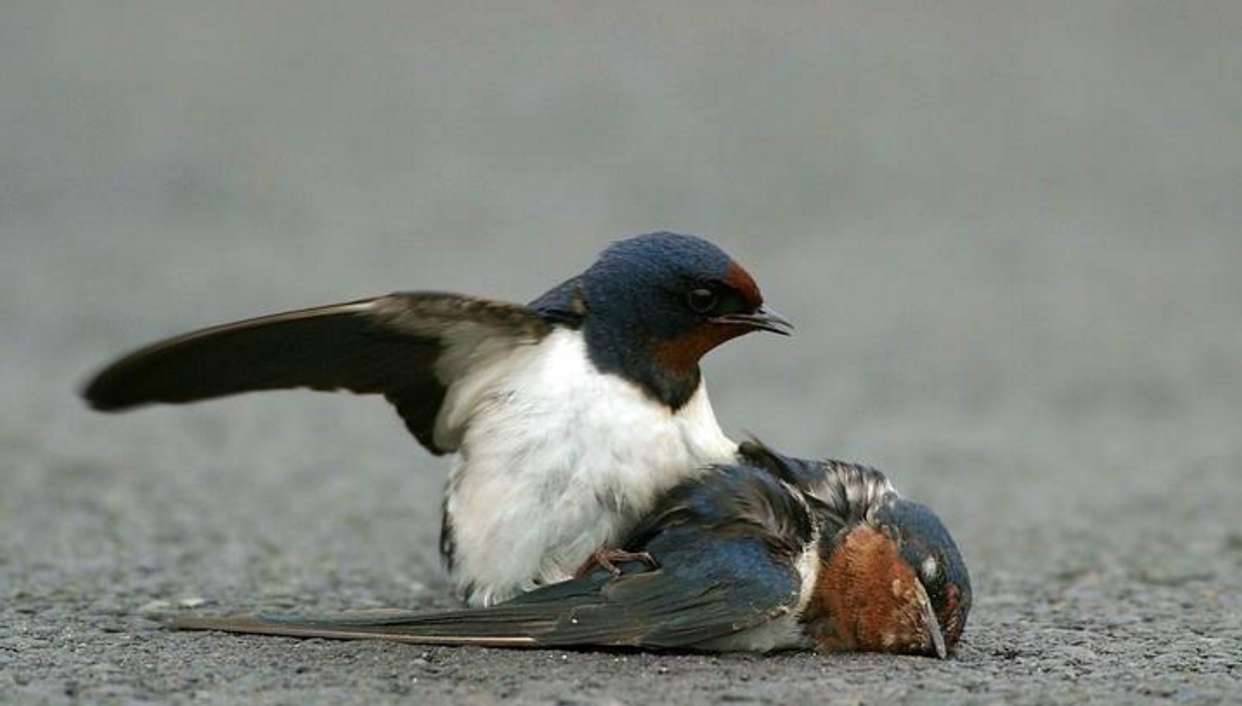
[
  {"left": 173, "top": 465, "right": 811, "bottom": 650},
  {"left": 81, "top": 292, "right": 550, "bottom": 453}
]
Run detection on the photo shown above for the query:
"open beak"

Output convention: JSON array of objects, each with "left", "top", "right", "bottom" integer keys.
[
  {"left": 913, "top": 579, "right": 948, "bottom": 659},
  {"left": 712, "top": 307, "right": 794, "bottom": 336}
]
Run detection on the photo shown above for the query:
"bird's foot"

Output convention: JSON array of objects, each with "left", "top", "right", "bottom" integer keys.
[{"left": 574, "top": 549, "right": 658, "bottom": 578}]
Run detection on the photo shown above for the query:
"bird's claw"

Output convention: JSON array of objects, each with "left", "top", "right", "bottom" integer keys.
[{"left": 574, "top": 549, "right": 659, "bottom": 578}]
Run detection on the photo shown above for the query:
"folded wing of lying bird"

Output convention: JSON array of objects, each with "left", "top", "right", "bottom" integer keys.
[{"left": 171, "top": 445, "right": 971, "bottom": 656}]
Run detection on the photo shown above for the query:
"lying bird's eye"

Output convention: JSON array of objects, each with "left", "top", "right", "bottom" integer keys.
[{"left": 688, "top": 287, "right": 718, "bottom": 313}]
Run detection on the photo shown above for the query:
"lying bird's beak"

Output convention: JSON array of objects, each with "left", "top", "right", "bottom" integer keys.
[
  {"left": 712, "top": 307, "right": 795, "bottom": 336},
  {"left": 913, "top": 579, "right": 948, "bottom": 660}
]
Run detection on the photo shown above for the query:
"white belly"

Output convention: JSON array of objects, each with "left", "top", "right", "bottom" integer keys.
[{"left": 439, "top": 329, "right": 737, "bottom": 606}]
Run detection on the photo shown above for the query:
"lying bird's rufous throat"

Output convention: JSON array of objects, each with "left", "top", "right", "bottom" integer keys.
[{"left": 804, "top": 525, "right": 940, "bottom": 656}]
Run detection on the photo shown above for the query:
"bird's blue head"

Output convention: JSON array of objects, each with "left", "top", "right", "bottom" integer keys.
[
  {"left": 534, "top": 232, "right": 792, "bottom": 409},
  {"left": 872, "top": 499, "right": 972, "bottom": 653},
  {"left": 808, "top": 497, "right": 972, "bottom": 658}
]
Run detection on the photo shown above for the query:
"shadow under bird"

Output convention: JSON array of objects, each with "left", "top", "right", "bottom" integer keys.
[
  {"left": 82, "top": 232, "right": 792, "bottom": 606},
  {"left": 173, "top": 443, "right": 972, "bottom": 657}
]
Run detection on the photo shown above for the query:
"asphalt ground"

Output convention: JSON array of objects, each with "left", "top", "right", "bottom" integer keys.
[{"left": 3, "top": 3, "right": 1241, "bottom": 704}]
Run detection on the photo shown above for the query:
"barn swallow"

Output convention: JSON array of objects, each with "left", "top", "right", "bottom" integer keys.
[
  {"left": 81, "top": 232, "right": 792, "bottom": 606},
  {"left": 171, "top": 443, "right": 972, "bottom": 657}
]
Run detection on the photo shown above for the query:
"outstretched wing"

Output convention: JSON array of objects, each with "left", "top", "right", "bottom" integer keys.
[
  {"left": 82, "top": 292, "right": 551, "bottom": 454},
  {"left": 171, "top": 536, "right": 803, "bottom": 651}
]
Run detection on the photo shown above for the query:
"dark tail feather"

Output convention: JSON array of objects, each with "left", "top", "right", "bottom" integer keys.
[
  {"left": 166, "top": 572, "right": 640, "bottom": 649},
  {"left": 168, "top": 610, "right": 542, "bottom": 647}
]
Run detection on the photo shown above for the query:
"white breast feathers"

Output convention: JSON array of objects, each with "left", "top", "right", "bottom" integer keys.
[{"left": 438, "top": 328, "right": 737, "bottom": 606}]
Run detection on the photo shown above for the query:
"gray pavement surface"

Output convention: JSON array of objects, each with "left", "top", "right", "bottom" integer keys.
[{"left": 3, "top": 3, "right": 1241, "bottom": 704}]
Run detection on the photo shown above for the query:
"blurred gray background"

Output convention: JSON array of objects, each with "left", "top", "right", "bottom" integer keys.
[{"left": 3, "top": 2, "right": 1240, "bottom": 704}]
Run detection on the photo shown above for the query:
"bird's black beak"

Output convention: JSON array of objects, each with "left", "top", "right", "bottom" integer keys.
[
  {"left": 913, "top": 579, "right": 948, "bottom": 660},
  {"left": 712, "top": 307, "right": 794, "bottom": 336}
]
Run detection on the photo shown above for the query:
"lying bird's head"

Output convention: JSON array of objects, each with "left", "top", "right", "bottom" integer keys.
[{"left": 805, "top": 496, "right": 972, "bottom": 658}]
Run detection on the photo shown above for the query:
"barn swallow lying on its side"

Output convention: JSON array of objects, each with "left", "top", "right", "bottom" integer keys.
[{"left": 172, "top": 443, "right": 971, "bottom": 657}]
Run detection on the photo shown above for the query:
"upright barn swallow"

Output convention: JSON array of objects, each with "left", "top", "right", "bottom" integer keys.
[
  {"left": 82, "top": 233, "right": 791, "bottom": 606},
  {"left": 173, "top": 443, "right": 972, "bottom": 657}
]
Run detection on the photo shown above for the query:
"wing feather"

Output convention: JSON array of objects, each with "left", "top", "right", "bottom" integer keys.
[
  {"left": 170, "top": 541, "right": 801, "bottom": 651},
  {"left": 82, "top": 292, "right": 551, "bottom": 453}
]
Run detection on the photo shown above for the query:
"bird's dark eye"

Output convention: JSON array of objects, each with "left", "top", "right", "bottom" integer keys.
[{"left": 687, "top": 287, "right": 718, "bottom": 314}]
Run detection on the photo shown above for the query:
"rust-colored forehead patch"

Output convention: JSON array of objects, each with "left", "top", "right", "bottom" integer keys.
[
  {"left": 723, "top": 262, "right": 763, "bottom": 309},
  {"left": 940, "top": 582, "right": 966, "bottom": 651}
]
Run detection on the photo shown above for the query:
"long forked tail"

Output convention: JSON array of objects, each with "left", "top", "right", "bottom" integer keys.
[
  {"left": 169, "top": 609, "right": 542, "bottom": 648},
  {"left": 165, "top": 564, "right": 720, "bottom": 651}
]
